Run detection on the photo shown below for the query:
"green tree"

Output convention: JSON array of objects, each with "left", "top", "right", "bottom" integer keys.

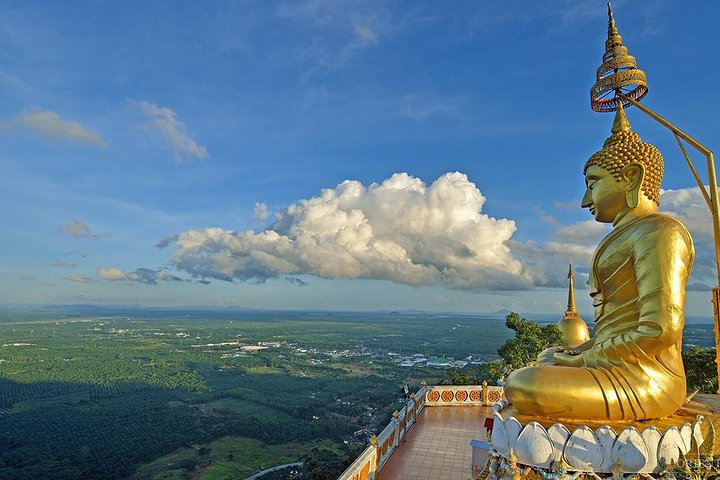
[
  {"left": 303, "top": 445, "right": 360, "bottom": 480},
  {"left": 683, "top": 347, "right": 718, "bottom": 394},
  {"left": 497, "top": 313, "right": 566, "bottom": 367},
  {"left": 442, "top": 367, "right": 478, "bottom": 385},
  {"left": 443, "top": 361, "right": 506, "bottom": 385},
  {"left": 477, "top": 360, "right": 504, "bottom": 383}
]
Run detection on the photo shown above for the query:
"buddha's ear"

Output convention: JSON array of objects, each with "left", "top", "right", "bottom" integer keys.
[{"left": 621, "top": 163, "right": 645, "bottom": 208}]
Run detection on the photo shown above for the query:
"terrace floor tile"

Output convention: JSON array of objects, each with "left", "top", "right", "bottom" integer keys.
[{"left": 378, "top": 405, "right": 492, "bottom": 480}]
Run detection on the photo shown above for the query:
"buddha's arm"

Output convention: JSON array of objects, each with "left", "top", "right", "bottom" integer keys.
[
  {"left": 583, "top": 220, "right": 693, "bottom": 363},
  {"left": 625, "top": 221, "right": 693, "bottom": 354},
  {"left": 567, "top": 338, "right": 594, "bottom": 352},
  {"left": 552, "top": 338, "right": 594, "bottom": 366}
]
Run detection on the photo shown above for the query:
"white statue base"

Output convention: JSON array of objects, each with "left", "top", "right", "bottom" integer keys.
[{"left": 487, "top": 398, "right": 717, "bottom": 477}]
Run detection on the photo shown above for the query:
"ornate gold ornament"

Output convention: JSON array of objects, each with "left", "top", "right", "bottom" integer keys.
[{"left": 590, "top": 3, "right": 647, "bottom": 112}]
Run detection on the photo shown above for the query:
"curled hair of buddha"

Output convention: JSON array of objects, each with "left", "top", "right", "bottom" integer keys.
[{"left": 584, "top": 102, "right": 664, "bottom": 205}]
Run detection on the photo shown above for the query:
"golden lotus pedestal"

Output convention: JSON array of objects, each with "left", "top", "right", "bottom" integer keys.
[{"left": 500, "top": 398, "right": 717, "bottom": 433}]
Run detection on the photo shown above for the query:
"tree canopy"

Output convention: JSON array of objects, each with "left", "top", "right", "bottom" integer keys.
[
  {"left": 683, "top": 347, "right": 718, "bottom": 394},
  {"left": 496, "top": 312, "right": 566, "bottom": 367}
]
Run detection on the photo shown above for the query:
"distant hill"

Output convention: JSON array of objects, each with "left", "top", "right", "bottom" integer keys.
[{"left": 0, "top": 303, "right": 712, "bottom": 324}]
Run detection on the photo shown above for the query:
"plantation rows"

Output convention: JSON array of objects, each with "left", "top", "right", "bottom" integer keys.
[
  {"left": 0, "top": 380, "right": 355, "bottom": 479},
  {"left": 0, "top": 313, "right": 452, "bottom": 478},
  {"left": 0, "top": 353, "right": 206, "bottom": 394}
]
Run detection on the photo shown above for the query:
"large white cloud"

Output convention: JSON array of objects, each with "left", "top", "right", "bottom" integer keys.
[
  {"left": 161, "top": 172, "right": 534, "bottom": 290},
  {"left": 158, "top": 177, "right": 719, "bottom": 293}
]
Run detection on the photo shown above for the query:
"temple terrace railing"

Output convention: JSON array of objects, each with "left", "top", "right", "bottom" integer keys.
[{"left": 336, "top": 382, "right": 504, "bottom": 480}]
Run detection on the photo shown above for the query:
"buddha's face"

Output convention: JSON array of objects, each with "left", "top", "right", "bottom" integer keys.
[{"left": 581, "top": 165, "right": 628, "bottom": 224}]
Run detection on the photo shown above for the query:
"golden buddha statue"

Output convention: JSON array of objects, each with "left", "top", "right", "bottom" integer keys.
[{"left": 504, "top": 102, "right": 695, "bottom": 421}]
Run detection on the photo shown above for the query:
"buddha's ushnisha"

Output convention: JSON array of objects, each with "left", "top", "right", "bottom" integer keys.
[{"left": 505, "top": 103, "right": 694, "bottom": 421}]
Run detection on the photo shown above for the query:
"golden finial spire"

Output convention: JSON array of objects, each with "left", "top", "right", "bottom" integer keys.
[
  {"left": 610, "top": 98, "right": 632, "bottom": 134},
  {"left": 591, "top": 3, "right": 648, "bottom": 112},
  {"left": 567, "top": 257, "right": 577, "bottom": 313},
  {"left": 608, "top": 2, "right": 622, "bottom": 37}
]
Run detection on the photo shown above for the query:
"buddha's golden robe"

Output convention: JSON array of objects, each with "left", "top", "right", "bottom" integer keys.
[{"left": 505, "top": 214, "right": 694, "bottom": 421}]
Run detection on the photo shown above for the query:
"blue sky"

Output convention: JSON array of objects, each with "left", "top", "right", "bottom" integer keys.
[{"left": 2, "top": 1, "right": 719, "bottom": 317}]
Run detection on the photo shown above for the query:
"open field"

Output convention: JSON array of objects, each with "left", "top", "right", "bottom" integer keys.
[
  {"left": 0, "top": 306, "right": 713, "bottom": 479},
  {"left": 0, "top": 307, "right": 518, "bottom": 479}
]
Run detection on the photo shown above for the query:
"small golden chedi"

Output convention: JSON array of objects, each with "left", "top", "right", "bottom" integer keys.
[
  {"left": 504, "top": 102, "right": 694, "bottom": 422},
  {"left": 557, "top": 259, "right": 590, "bottom": 348}
]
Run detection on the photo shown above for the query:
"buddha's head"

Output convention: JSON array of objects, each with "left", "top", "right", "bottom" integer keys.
[{"left": 582, "top": 102, "right": 663, "bottom": 224}]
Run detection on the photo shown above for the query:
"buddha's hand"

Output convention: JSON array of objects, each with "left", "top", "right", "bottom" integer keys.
[
  {"left": 536, "top": 347, "right": 560, "bottom": 365},
  {"left": 553, "top": 350, "right": 584, "bottom": 367}
]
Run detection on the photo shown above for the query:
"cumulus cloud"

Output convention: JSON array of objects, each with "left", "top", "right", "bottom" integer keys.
[
  {"left": 0, "top": 110, "right": 108, "bottom": 147},
  {"left": 253, "top": 202, "right": 270, "bottom": 222},
  {"left": 137, "top": 101, "right": 208, "bottom": 162},
  {"left": 96, "top": 267, "right": 183, "bottom": 285},
  {"left": 509, "top": 218, "right": 608, "bottom": 288},
  {"left": 58, "top": 220, "right": 102, "bottom": 239},
  {"left": 661, "top": 187, "right": 713, "bottom": 238},
  {"left": 161, "top": 172, "right": 534, "bottom": 290},
  {"left": 661, "top": 186, "right": 718, "bottom": 289},
  {"left": 158, "top": 176, "right": 718, "bottom": 293}
]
